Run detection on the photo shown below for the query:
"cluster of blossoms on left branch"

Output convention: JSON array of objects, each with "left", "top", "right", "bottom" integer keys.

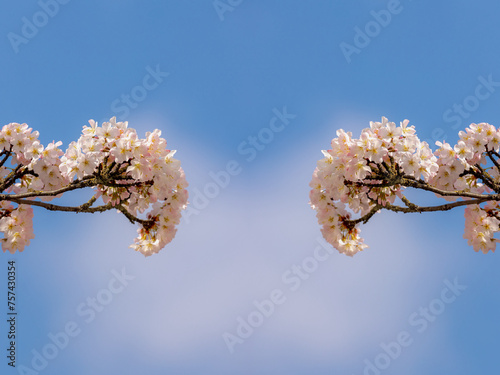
[{"left": 0, "top": 117, "right": 188, "bottom": 256}]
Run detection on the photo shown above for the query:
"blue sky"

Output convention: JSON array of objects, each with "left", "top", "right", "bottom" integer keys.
[{"left": 0, "top": 1, "right": 499, "bottom": 374}]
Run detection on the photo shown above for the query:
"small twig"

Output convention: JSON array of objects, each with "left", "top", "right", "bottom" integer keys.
[
  {"left": 0, "top": 148, "right": 11, "bottom": 168},
  {"left": 115, "top": 204, "right": 155, "bottom": 227},
  {"left": 486, "top": 148, "right": 500, "bottom": 171},
  {"left": 400, "top": 194, "right": 419, "bottom": 210},
  {"left": 471, "top": 164, "right": 497, "bottom": 192},
  {"left": 343, "top": 204, "right": 381, "bottom": 229}
]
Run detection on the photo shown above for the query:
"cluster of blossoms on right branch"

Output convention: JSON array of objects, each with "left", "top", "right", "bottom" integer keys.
[{"left": 309, "top": 117, "right": 500, "bottom": 256}]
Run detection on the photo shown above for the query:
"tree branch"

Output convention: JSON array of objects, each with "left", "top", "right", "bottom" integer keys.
[
  {"left": 4, "top": 196, "right": 115, "bottom": 214},
  {"left": 381, "top": 197, "right": 491, "bottom": 214},
  {"left": 0, "top": 176, "right": 95, "bottom": 200},
  {"left": 338, "top": 159, "right": 500, "bottom": 229},
  {"left": 347, "top": 174, "right": 499, "bottom": 200},
  {"left": 470, "top": 164, "right": 497, "bottom": 192},
  {"left": 115, "top": 204, "right": 155, "bottom": 227},
  {"left": 0, "top": 148, "right": 11, "bottom": 169},
  {"left": 343, "top": 204, "right": 380, "bottom": 229}
]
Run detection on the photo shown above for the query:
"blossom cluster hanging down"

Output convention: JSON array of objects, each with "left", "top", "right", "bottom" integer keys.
[
  {"left": 310, "top": 117, "right": 500, "bottom": 256},
  {"left": 0, "top": 117, "right": 188, "bottom": 256}
]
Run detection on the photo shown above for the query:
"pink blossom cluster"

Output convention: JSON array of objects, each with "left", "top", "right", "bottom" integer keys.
[
  {"left": 0, "top": 203, "right": 34, "bottom": 254},
  {"left": 430, "top": 123, "right": 496, "bottom": 196},
  {"left": 67, "top": 117, "right": 188, "bottom": 256},
  {"left": 0, "top": 118, "right": 188, "bottom": 256},
  {"left": 0, "top": 121, "right": 64, "bottom": 253},
  {"left": 310, "top": 117, "right": 500, "bottom": 256},
  {"left": 464, "top": 203, "right": 500, "bottom": 254},
  {"left": 0, "top": 122, "right": 66, "bottom": 196},
  {"left": 433, "top": 122, "right": 500, "bottom": 253}
]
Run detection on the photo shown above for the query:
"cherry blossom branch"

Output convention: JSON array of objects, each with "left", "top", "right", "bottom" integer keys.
[
  {"left": 1, "top": 193, "right": 154, "bottom": 227},
  {"left": 485, "top": 148, "right": 500, "bottom": 172},
  {"left": 310, "top": 117, "right": 500, "bottom": 255},
  {"left": 115, "top": 204, "right": 155, "bottom": 227},
  {"left": 345, "top": 176, "right": 498, "bottom": 200},
  {"left": 0, "top": 173, "right": 153, "bottom": 201},
  {"left": 341, "top": 193, "right": 495, "bottom": 231},
  {"left": 401, "top": 177, "right": 493, "bottom": 198},
  {"left": 343, "top": 204, "right": 380, "bottom": 229},
  {"left": 0, "top": 177, "right": 95, "bottom": 200},
  {"left": 342, "top": 166, "right": 500, "bottom": 225},
  {"left": 0, "top": 117, "right": 188, "bottom": 256},
  {"left": 0, "top": 165, "right": 28, "bottom": 192},
  {"left": 0, "top": 149, "right": 11, "bottom": 168},
  {"left": 3, "top": 196, "right": 115, "bottom": 215},
  {"left": 381, "top": 197, "right": 492, "bottom": 214}
]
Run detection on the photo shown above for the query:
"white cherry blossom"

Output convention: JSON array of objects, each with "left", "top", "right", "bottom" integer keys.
[
  {"left": 0, "top": 117, "right": 188, "bottom": 256},
  {"left": 310, "top": 117, "right": 500, "bottom": 256}
]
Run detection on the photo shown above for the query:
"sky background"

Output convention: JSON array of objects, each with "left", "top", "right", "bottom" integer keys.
[{"left": 0, "top": 1, "right": 499, "bottom": 374}]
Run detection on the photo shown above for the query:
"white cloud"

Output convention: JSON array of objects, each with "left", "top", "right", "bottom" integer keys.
[
  {"left": 34, "top": 114, "right": 462, "bottom": 373},
  {"left": 53, "top": 148, "right": 457, "bottom": 374}
]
